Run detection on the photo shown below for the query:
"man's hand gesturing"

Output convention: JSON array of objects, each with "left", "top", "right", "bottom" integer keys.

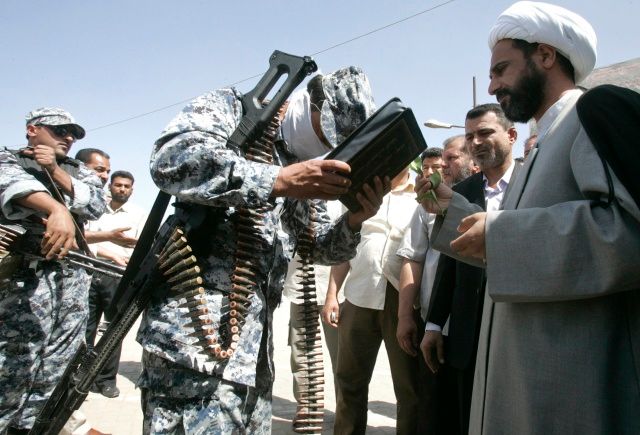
[
  {"left": 108, "top": 227, "right": 137, "bottom": 248},
  {"left": 271, "top": 160, "right": 352, "bottom": 200}
]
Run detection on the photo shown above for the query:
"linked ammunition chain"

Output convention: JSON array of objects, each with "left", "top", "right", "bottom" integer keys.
[
  {"left": 163, "top": 110, "right": 282, "bottom": 362},
  {"left": 0, "top": 224, "right": 23, "bottom": 255},
  {"left": 292, "top": 205, "right": 324, "bottom": 434},
  {"left": 157, "top": 227, "right": 222, "bottom": 355},
  {"left": 158, "top": 227, "right": 233, "bottom": 359},
  {"left": 161, "top": 225, "right": 243, "bottom": 360},
  {"left": 217, "top": 109, "right": 282, "bottom": 359}
]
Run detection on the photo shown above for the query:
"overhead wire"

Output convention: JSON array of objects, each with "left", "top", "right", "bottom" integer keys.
[{"left": 89, "top": 0, "right": 457, "bottom": 132}]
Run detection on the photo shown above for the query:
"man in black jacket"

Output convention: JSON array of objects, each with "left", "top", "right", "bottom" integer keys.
[{"left": 421, "top": 103, "right": 519, "bottom": 435}]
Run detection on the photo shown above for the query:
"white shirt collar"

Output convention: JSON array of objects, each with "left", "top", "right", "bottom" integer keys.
[
  {"left": 107, "top": 201, "right": 130, "bottom": 214},
  {"left": 482, "top": 159, "right": 515, "bottom": 191},
  {"left": 536, "top": 89, "right": 583, "bottom": 143}
]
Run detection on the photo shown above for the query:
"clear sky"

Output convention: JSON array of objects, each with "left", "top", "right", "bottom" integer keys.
[{"left": 2, "top": 0, "right": 639, "bottom": 212}]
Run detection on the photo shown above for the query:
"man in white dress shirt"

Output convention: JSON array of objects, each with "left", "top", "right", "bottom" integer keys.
[
  {"left": 417, "top": 3, "right": 640, "bottom": 433},
  {"left": 85, "top": 170, "right": 147, "bottom": 398},
  {"left": 322, "top": 168, "right": 423, "bottom": 434}
]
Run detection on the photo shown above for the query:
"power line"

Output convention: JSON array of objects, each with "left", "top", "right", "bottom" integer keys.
[
  {"left": 89, "top": 0, "right": 457, "bottom": 132},
  {"left": 310, "top": 0, "right": 456, "bottom": 57},
  {"left": 89, "top": 71, "right": 268, "bottom": 132}
]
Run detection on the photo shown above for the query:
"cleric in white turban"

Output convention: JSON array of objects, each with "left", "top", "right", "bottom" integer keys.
[
  {"left": 488, "top": 1, "right": 597, "bottom": 83},
  {"left": 416, "top": 2, "right": 640, "bottom": 435},
  {"left": 415, "top": 1, "right": 640, "bottom": 435}
]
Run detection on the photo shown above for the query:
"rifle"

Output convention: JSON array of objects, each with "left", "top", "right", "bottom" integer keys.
[
  {"left": 29, "top": 50, "right": 317, "bottom": 435},
  {"left": 0, "top": 224, "right": 126, "bottom": 279}
]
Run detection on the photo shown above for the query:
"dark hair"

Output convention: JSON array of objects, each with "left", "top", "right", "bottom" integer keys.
[
  {"left": 74, "top": 148, "right": 110, "bottom": 163},
  {"left": 511, "top": 39, "right": 575, "bottom": 83},
  {"left": 307, "top": 75, "right": 326, "bottom": 113},
  {"left": 466, "top": 103, "right": 513, "bottom": 130},
  {"left": 421, "top": 147, "right": 443, "bottom": 161},
  {"left": 110, "top": 170, "right": 134, "bottom": 184}
]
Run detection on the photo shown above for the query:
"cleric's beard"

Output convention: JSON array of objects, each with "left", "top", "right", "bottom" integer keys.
[{"left": 496, "top": 60, "right": 546, "bottom": 123}]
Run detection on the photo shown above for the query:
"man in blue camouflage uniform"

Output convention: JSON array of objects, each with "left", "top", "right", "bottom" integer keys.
[
  {"left": 0, "top": 108, "right": 107, "bottom": 434},
  {"left": 139, "top": 66, "right": 387, "bottom": 434}
]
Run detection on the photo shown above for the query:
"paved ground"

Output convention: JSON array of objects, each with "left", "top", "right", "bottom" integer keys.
[{"left": 79, "top": 300, "right": 397, "bottom": 434}]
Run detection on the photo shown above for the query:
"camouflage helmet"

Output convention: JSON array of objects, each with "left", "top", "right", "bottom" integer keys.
[
  {"left": 25, "top": 107, "right": 86, "bottom": 139},
  {"left": 319, "top": 66, "right": 376, "bottom": 146}
]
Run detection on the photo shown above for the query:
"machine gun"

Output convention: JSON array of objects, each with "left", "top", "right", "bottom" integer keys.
[{"left": 29, "top": 50, "right": 317, "bottom": 435}]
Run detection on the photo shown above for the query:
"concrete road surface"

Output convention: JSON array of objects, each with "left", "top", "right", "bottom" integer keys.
[{"left": 79, "top": 300, "right": 397, "bottom": 434}]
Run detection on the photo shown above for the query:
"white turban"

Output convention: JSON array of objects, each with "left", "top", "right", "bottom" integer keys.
[{"left": 488, "top": 1, "right": 597, "bottom": 83}]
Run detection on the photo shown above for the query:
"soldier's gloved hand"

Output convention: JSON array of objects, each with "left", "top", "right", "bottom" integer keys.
[
  {"left": 271, "top": 160, "right": 352, "bottom": 200},
  {"left": 346, "top": 176, "right": 391, "bottom": 231},
  {"left": 41, "top": 205, "right": 77, "bottom": 260}
]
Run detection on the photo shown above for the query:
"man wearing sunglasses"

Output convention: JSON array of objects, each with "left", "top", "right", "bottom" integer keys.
[{"left": 0, "top": 108, "right": 107, "bottom": 434}]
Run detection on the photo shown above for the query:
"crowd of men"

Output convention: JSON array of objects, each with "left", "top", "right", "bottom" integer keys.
[
  {"left": 299, "top": 1, "right": 639, "bottom": 434},
  {"left": 0, "top": 1, "right": 639, "bottom": 434}
]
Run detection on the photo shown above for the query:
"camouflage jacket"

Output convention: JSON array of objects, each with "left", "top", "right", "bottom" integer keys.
[
  {"left": 139, "top": 88, "right": 360, "bottom": 392},
  {"left": 0, "top": 147, "right": 107, "bottom": 252}
]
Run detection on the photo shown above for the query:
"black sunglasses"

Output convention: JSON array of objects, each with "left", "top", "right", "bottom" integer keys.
[{"left": 44, "top": 125, "right": 77, "bottom": 140}]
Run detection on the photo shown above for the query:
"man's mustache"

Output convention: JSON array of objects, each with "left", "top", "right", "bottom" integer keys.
[
  {"left": 473, "top": 146, "right": 491, "bottom": 156},
  {"left": 495, "top": 89, "right": 511, "bottom": 101}
]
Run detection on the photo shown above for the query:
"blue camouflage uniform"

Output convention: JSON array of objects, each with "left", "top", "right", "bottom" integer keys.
[
  {"left": 0, "top": 146, "right": 106, "bottom": 431},
  {"left": 139, "top": 67, "right": 375, "bottom": 434}
]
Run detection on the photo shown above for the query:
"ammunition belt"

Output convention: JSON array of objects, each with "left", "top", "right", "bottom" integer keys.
[
  {"left": 159, "top": 226, "right": 229, "bottom": 358},
  {"left": 292, "top": 205, "right": 324, "bottom": 434},
  {"left": 169, "top": 109, "right": 282, "bottom": 361}
]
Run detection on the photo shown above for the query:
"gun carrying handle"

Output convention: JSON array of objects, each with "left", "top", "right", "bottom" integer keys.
[{"left": 229, "top": 50, "right": 318, "bottom": 147}]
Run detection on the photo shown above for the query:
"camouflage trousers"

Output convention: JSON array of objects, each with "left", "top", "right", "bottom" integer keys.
[
  {"left": 140, "top": 352, "right": 272, "bottom": 434},
  {"left": 0, "top": 259, "right": 90, "bottom": 432}
]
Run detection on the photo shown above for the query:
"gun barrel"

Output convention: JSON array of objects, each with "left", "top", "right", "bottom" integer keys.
[
  {"left": 65, "top": 251, "right": 126, "bottom": 276},
  {"left": 65, "top": 258, "right": 123, "bottom": 279}
]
